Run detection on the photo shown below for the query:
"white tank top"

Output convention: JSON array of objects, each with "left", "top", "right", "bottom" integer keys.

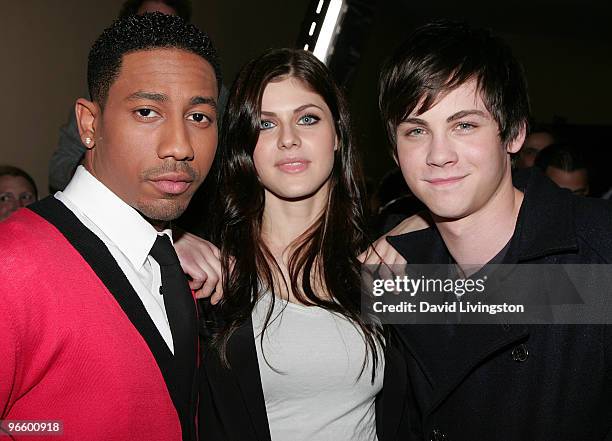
[{"left": 252, "top": 292, "right": 384, "bottom": 441}]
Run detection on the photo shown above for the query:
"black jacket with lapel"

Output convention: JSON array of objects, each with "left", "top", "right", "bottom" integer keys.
[
  {"left": 198, "top": 313, "right": 414, "bottom": 440},
  {"left": 199, "top": 316, "right": 271, "bottom": 441},
  {"left": 386, "top": 169, "right": 612, "bottom": 441}
]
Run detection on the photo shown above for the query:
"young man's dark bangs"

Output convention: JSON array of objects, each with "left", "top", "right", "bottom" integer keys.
[{"left": 384, "top": 65, "right": 482, "bottom": 145}]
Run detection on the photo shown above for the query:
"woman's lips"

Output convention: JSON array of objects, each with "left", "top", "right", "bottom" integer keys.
[{"left": 275, "top": 159, "right": 311, "bottom": 173}]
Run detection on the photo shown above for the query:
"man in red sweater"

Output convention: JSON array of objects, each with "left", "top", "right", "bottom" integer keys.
[{"left": 0, "top": 13, "right": 220, "bottom": 441}]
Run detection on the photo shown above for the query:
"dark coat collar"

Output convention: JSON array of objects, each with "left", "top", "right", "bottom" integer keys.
[
  {"left": 387, "top": 168, "right": 579, "bottom": 264},
  {"left": 384, "top": 169, "right": 579, "bottom": 417}
]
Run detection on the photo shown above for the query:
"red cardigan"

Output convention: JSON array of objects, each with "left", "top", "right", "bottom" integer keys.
[{"left": 0, "top": 208, "right": 182, "bottom": 440}]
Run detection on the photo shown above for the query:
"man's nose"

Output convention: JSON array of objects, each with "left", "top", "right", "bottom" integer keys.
[
  {"left": 157, "top": 117, "right": 195, "bottom": 161},
  {"left": 1, "top": 195, "right": 19, "bottom": 214},
  {"left": 426, "top": 133, "right": 458, "bottom": 167}
]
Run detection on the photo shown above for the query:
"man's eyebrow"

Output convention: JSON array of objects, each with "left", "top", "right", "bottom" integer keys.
[
  {"left": 125, "top": 93, "right": 217, "bottom": 109},
  {"left": 190, "top": 96, "right": 217, "bottom": 109},
  {"left": 126, "top": 91, "right": 168, "bottom": 102},
  {"left": 447, "top": 110, "right": 487, "bottom": 122},
  {"left": 261, "top": 103, "right": 324, "bottom": 117}
]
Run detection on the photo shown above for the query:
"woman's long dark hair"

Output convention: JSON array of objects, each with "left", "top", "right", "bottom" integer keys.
[{"left": 212, "top": 48, "right": 383, "bottom": 378}]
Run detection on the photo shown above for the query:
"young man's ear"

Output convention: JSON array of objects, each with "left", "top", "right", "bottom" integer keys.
[
  {"left": 506, "top": 121, "right": 527, "bottom": 154},
  {"left": 75, "top": 98, "right": 100, "bottom": 150}
]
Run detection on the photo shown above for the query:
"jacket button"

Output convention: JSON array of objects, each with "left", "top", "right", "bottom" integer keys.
[
  {"left": 430, "top": 429, "right": 447, "bottom": 441},
  {"left": 511, "top": 343, "right": 529, "bottom": 362}
]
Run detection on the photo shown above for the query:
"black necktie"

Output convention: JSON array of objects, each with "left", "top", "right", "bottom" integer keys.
[{"left": 149, "top": 234, "right": 197, "bottom": 440}]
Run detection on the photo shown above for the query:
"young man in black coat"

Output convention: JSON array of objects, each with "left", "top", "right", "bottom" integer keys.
[{"left": 371, "top": 20, "right": 612, "bottom": 440}]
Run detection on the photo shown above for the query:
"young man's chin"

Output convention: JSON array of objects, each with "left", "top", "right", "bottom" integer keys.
[
  {"left": 138, "top": 199, "right": 191, "bottom": 223},
  {"left": 427, "top": 206, "right": 471, "bottom": 222}
]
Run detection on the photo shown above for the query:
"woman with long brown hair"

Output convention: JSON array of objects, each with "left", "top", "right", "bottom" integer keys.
[{"left": 199, "top": 48, "right": 410, "bottom": 441}]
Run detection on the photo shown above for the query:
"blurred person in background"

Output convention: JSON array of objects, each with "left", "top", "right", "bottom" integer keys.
[
  {"left": 0, "top": 165, "right": 37, "bottom": 221},
  {"left": 119, "top": 0, "right": 192, "bottom": 18},
  {"left": 516, "top": 127, "right": 556, "bottom": 168},
  {"left": 535, "top": 143, "right": 590, "bottom": 196}
]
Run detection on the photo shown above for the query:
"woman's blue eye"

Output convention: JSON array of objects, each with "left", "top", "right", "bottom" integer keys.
[
  {"left": 259, "top": 120, "right": 276, "bottom": 130},
  {"left": 299, "top": 114, "right": 320, "bottom": 125}
]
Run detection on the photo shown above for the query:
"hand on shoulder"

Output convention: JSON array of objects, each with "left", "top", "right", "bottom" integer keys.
[
  {"left": 359, "top": 212, "right": 431, "bottom": 265},
  {"left": 173, "top": 229, "right": 223, "bottom": 304}
]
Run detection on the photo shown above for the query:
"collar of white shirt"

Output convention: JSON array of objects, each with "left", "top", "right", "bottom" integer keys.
[{"left": 58, "top": 165, "right": 172, "bottom": 270}]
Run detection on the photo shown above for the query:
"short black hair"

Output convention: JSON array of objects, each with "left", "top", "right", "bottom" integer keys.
[
  {"left": 379, "top": 20, "right": 530, "bottom": 153},
  {"left": 0, "top": 165, "right": 38, "bottom": 198},
  {"left": 88, "top": 12, "right": 221, "bottom": 106},
  {"left": 118, "top": 0, "right": 192, "bottom": 21},
  {"left": 535, "top": 143, "right": 588, "bottom": 173}
]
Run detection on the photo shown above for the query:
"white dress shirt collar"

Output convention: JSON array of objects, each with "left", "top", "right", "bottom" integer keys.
[{"left": 60, "top": 166, "right": 172, "bottom": 270}]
